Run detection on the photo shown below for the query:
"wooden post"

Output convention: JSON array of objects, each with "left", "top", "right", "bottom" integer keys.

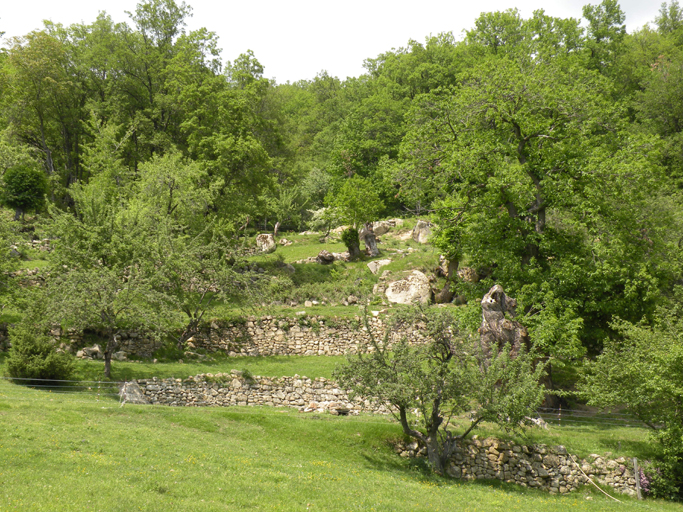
[{"left": 633, "top": 457, "right": 642, "bottom": 500}]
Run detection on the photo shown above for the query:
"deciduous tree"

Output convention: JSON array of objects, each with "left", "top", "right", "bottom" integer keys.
[{"left": 335, "top": 308, "right": 545, "bottom": 475}]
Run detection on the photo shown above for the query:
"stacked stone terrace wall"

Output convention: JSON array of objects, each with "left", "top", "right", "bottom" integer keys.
[
  {"left": 395, "top": 437, "right": 639, "bottom": 497},
  {"left": 136, "top": 372, "right": 389, "bottom": 414},
  {"left": 50, "top": 315, "right": 427, "bottom": 359},
  {"left": 186, "top": 315, "right": 426, "bottom": 357}
]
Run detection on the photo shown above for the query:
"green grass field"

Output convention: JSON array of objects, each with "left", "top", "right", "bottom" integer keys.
[{"left": 0, "top": 379, "right": 680, "bottom": 512}]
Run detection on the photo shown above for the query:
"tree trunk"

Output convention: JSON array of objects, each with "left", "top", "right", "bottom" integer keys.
[
  {"left": 435, "top": 258, "right": 459, "bottom": 304},
  {"left": 13, "top": 208, "right": 24, "bottom": 221},
  {"left": 348, "top": 241, "right": 361, "bottom": 260},
  {"left": 104, "top": 332, "right": 119, "bottom": 379},
  {"left": 426, "top": 436, "right": 445, "bottom": 474},
  {"left": 178, "top": 318, "right": 199, "bottom": 351},
  {"left": 273, "top": 221, "right": 280, "bottom": 239},
  {"left": 104, "top": 350, "right": 112, "bottom": 379},
  {"left": 363, "top": 222, "right": 380, "bottom": 257}
]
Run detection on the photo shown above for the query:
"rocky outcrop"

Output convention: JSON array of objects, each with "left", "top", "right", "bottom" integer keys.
[
  {"left": 411, "top": 220, "right": 432, "bottom": 244},
  {"left": 256, "top": 234, "right": 277, "bottom": 253},
  {"left": 367, "top": 258, "right": 391, "bottom": 275},
  {"left": 119, "top": 381, "right": 149, "bottom": 404},
  {"left": 480, "top": 285, "right": 529, "bottom": 358},
  {"left": 385, "top": 270, "right": 432, "bottom": 304},
  {"left": 295, "top": 251, "right": 349, "bottom": 264},
  {"left": 316, "top": 250, "right": 335, "bottom": 264}
]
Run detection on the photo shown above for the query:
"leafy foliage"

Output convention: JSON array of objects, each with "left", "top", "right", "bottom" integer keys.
[
  {"left": 6, "top": 319, "right": 74, "bottom": 381},
  {"left": 579, "top": 294, "right": 683, "bottom": 499},
  {"left": 335, "top": 307, "right": 545, "bottom": 475},
  {"left": 1, "top": 163, "right": 47, "bottom": 219}
]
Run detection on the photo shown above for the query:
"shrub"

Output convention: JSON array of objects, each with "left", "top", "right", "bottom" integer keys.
[
  {"left": 340, "top": 227, "right": 361, "bottom": 260},
  {"left": 1, "top": 164, "right": 48, "bottom": 220},
  {"left": 340, "top": 227, "right": 359, "bottom": 250},
  {"left": 5, "top": 323, "right": 74, "bottom": 381}
]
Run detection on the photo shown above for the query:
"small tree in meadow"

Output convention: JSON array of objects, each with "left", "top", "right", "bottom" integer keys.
[
  {"left": 6, "top": 306, "right": 74, "bottom": 382},
  {"left": 335, "top": 307, "right": 546, "bottom": 475}
]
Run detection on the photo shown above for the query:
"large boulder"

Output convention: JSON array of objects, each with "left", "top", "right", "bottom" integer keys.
[
  {"left": 372, "top": 221, "right": 392, "bottom": 237},
  {"left": 367, "top": 258, "right": 391, "bottom": 275},
  {"left": 256, "top": 234, "right": 276, "bottom": 253},
  {"left": 316, "top": 250, "right": 335, "bottom": 265},
  {"left": 411, "top": 220, "right": 432, "bottom": 244},
  {"left": 119, "top": 382, "right": 149, "bottom": 405},
  {"left": 385, "top": 271, "right": 432, "bottom": 304}
]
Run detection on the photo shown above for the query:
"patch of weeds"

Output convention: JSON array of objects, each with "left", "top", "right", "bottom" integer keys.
[
  {"left": 204, "top": 374, "right": 230, "bottom": 384},
  {"left": 153, "top": 341, "right": 184, "bottom": 361},
  {"left": 241, "top": 368, "right": 256, "bottom": 384},
  {"left": 369, "top": 296, "right": 383, "bottom": 306}
]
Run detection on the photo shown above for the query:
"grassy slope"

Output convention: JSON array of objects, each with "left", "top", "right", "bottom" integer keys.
[
  {"left": 3, "top": 222, "right": 676, "bottom": 509},
  {"left": 0, "top": 381, "right": 679, "bottom": 512}
]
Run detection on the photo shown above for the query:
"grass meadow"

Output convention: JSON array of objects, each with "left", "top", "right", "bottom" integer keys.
[{"left": 0, "top": 378, "right": 681, "bottom": 512}]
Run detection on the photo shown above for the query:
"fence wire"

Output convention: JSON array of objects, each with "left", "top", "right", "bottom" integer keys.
[
  {"left": 0, "top": 376, "right": 648, "bottom": 428},
  {"left": 537, "top": 406, "right": 646, "bottom": 428}
]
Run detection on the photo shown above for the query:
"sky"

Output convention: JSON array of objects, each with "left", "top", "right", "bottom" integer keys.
[{"left": 1, "top": 0, "right": 664, "bottom": 84}]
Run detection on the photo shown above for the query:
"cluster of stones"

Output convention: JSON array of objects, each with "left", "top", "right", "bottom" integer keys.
[
  {"left": 188, "top": 316, "right": 427, "bottom": 357},
  {"left": 21, "top": 239, "right": 52, "bottom": 252},
  {"left": 136, "top": 372, "right": 390, "bottom": 414},
  {"left": 394, "top": 437, "right": 638, "bottom": 497},
  {"left": 49, "top": 326, "right": 157, "bottom": 359}
]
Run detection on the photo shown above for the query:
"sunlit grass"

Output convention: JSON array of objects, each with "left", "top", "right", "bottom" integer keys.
[{"left": 0, "top": 380, "right": 679, "bottom": 512}]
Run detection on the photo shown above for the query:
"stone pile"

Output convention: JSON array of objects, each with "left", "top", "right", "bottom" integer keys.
[
  {"left": 394, "top": 437, "right": 639, "bottom": 497},
  {"left": 136, "top": 372, "right": 391, "bottom": 414}
]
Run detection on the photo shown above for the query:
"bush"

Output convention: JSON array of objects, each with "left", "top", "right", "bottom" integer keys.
[
  {"left": 341, "top": 227, "right": 361, "bottom": 260},
  {"left": 5, "top": 323, "right": 74, "bottom": 381},
  {"left": 1, "top": 163, "right": 48, "bottom": 220}
]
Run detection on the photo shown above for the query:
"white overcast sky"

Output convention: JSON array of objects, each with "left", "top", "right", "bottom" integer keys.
[{"left": 1, "top": 1, "right": 663, "bottom": 84}]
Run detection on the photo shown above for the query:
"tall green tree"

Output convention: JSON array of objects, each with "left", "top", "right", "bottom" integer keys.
[{"left": 398, "top": 43, "right": 674, "bottom": 353}]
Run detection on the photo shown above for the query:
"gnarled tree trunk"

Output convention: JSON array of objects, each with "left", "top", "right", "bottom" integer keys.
[
  {"left": 435, "top": 257, "right": 459, "bottom": 304},
  {"left": 479, "top": 285, "right": 529, "bottom": 359},
  {"left": 363, "top": 222, "right": 380, "bottom": 257}
]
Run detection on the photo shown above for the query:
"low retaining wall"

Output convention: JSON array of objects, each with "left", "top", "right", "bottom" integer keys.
[
  {"left": 136, "top": 372, "right": 389, "bottom": 414},
  {"left": 51, "top": 315, "right": 427, "bottom": 359},
  {"left": 395, "top": 438, "right": 638, "bottom": 497},
  {"left": 187, "top": 316, "right": 426, "bottom": 357}
]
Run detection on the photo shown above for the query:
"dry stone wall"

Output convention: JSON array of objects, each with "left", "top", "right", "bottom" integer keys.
[
  {"left": 395, "top": 437, "right": 639, "bottom": 497},
  {"left": 136, "top": 372, "right": 390, "bottom": 414},
  {"left": 47, "top": 315, "right": 427, "bottom": 360},
  {"left": 186, "top": 316, "right": 427, "bottom": 357}
]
